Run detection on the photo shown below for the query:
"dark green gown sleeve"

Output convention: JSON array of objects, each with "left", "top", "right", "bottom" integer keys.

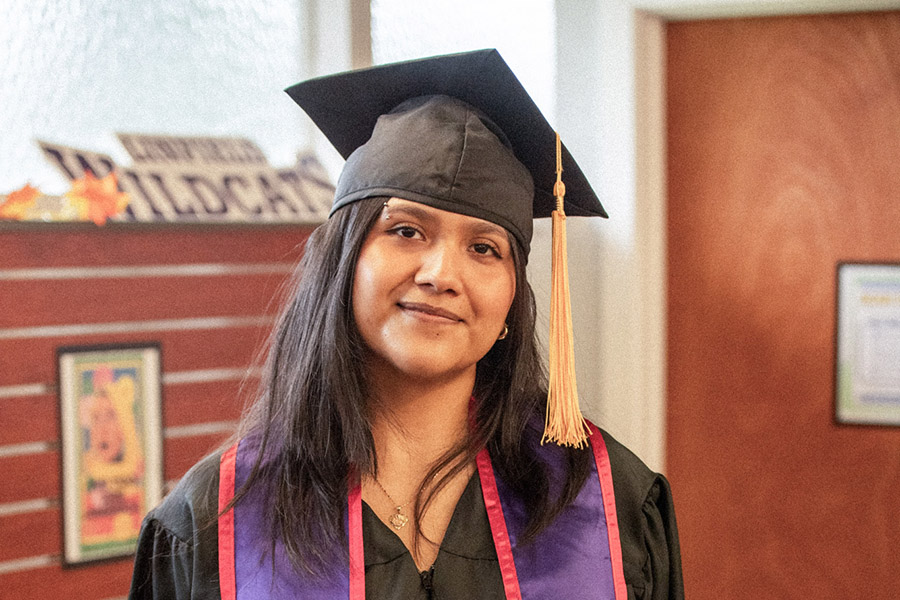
[
  {"left": 604, "top": 432, "right": 684, "bottom": 600},
  {"left": 128, "top": 453, "right": 222, "bottom": 600}
]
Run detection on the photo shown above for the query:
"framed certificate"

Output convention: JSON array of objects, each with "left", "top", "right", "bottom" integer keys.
[{"left": 835, "top": 263, "right": 900, "bottom": 426}]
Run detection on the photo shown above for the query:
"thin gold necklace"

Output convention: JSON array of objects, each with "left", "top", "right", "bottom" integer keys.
[{"left": 372, "top": 478, "right": 412, "bottom": 530}]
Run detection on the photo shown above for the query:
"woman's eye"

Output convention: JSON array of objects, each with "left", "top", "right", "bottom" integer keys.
[
  {"left": 389, "top": 225, "right": 421, "bottom": 239},
  {"left": 472, "top": 243, "right": 500, "bottom": 257}
]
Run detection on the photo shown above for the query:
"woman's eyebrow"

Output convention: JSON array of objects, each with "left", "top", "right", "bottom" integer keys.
[
  {"left": 385, "top": 201, "right": 508, "bottom": 240},
  {"left": 467, "top": 221, "right": 508, "bottom": 238},
  {"left": 383, "top": 203, "right": 436, "bottom": 224}
]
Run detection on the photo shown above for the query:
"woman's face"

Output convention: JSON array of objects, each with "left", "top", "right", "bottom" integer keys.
[{"left": 352, "top": 198, "right": 516, "bottom": 384}]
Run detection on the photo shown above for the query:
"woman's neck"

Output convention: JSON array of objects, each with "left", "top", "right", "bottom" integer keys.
[
  {"left": 367, "top": 367, "right": 474, "bottom": 476},
  {"left": 363, "top": 367, "right": 477, "bottom": 570}
]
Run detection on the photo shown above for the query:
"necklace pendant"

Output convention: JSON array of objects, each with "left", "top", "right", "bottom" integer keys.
[{"left": 389, "top": 508, "right": 409, "bottom": 530}]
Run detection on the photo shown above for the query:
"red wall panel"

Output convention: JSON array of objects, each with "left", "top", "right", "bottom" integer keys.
[
  {"left": 2, "top": 273, "right": 287, "bottom": 328},
  {"left": 163, "top": 433, "right": 233, "bottom": 481},
  {"left": 0, "top": 509, "right": 61, "bottom": 563},
  {"left": 0, "top": 223, "right": 312, "bottom": 597},
  {"left": 0, "top": 226, "right": 308, "bottom": 268},
  {"left": 0, "top": 452, "right": 60, "bottom": 504},
  {"left": 4, "top": 561, "right": 134, "bottom": 600},
  {"left": 0, "top": 394, "right": 58, "bottom": 445},
  {"left": 1, "top": 326, "right": 271, "bottom": 387},
  {"left": 0, "top": 380, "right": 245, "bottom": 447},
  {"left": 162, "top": 380, "right": 248, "bottom": 428}
]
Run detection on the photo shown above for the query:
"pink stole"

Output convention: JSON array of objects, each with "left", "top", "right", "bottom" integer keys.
[{"left": 218, "top": 422, "right": 625, "bottom": 599}]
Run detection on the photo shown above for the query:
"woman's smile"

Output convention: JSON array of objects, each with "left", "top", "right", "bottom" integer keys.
[{"left": 397, "top": 301, "right": 463, "bottom": 323}]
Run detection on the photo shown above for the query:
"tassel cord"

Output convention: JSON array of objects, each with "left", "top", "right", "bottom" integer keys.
[{"left": 543, "top": 133, "right": 589, "bottom": 448}]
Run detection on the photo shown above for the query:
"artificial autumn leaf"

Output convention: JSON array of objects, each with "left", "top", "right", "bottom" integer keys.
[
  {"left": 65, "top": 171, "right": 130, "bottom": 225},
  {"left": 0, "top": 183, "right": 41, "bottom": 219}
]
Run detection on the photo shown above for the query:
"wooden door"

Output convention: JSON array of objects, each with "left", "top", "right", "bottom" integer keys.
[{"left": 667, "top": 11, "right": 900, "bottom": 599}]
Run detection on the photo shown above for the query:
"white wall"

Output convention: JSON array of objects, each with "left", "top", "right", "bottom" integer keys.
[
  {"left": 300, "top": 0, "right": 893, "bottom": 472},
  {"left": 551, "top": 1, "right": 667, "bottom": 470}
]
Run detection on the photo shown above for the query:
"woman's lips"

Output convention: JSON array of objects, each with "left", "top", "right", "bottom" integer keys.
[{"left": 398, "top": 302, "right": 463, "bottom": 322}]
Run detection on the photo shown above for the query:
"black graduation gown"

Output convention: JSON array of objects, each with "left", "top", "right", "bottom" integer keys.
[{"left": 128, "top": 432, "right": 683, "bottom": 600}]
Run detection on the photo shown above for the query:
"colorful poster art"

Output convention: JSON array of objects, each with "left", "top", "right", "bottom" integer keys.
[{"left": 58, "top": 344, "right": 163, "bottom": 565}]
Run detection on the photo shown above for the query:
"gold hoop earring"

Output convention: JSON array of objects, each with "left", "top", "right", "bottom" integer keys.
[{"left": 497, "top": 324, "right": 509, "bottom": 340}]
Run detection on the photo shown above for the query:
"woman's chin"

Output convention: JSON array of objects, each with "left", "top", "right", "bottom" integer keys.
[{"left": 371, "top": 353, "right": 476, "bottom": 387}]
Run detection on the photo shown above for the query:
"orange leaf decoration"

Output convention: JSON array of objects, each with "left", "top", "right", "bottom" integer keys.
[
  {"left": 65, "top": 171, "right": 130, "bottom": 225},
  {"left": 0, "top": 183, "right": 41, "bottom": 220}
]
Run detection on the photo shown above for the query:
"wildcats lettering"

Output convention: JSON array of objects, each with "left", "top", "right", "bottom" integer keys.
[{"left": 38, "top": 137, "right": 333, "bottom": 224}]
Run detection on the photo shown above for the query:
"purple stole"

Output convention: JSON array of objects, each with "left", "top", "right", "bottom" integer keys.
[{"left": 218, "top": 422, "right": 626, "bottom": 599}]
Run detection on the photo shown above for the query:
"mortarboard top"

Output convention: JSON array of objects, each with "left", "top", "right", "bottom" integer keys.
[{"left": 285, "top": 49, "right": 607, "bottom": 255}]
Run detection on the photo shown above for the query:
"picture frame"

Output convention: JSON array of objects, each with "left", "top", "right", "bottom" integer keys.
[
  {"left": 835, "top": 262, "right": 900, "bottom": 426},
  {"left": 57, "top": 343, "right": 164, "bottom": 566}
]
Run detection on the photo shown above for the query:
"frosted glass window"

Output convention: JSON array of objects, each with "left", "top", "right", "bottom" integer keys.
[
  {"left": 370, "top": 0, "right": 556, "bottom": 122},
  {"left": 1, "top": 0, "right": 303, "bottom": 194}
]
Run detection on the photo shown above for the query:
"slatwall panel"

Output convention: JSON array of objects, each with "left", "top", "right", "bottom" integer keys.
[{"left": 0, "top": 224, "right": 312, "bottom": 599}]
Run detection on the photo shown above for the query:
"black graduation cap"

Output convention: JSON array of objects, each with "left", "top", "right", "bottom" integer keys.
[{"left": 285, "top": 48, "right": 607, "bottom": 255}]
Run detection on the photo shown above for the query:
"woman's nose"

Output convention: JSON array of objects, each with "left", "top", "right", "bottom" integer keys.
[{"left": 413, "top": 244, "right": 462, "bottom": 294}]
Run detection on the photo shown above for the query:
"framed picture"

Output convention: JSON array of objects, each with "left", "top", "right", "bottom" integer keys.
[
  {"left": 835, "top": 263, "right": 900, "bottom": 426},
  {"left": 57, "top": 343, "right": 164, "bottom": 565}
]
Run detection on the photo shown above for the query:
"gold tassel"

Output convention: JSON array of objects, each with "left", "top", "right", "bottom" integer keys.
[{"left": 542, "top": 133, "right": 590, "bottom": 448}]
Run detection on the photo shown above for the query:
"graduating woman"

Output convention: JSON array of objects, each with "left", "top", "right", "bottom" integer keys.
[{"left": 128, "top": 50, "right": 683, "bottom": 600}]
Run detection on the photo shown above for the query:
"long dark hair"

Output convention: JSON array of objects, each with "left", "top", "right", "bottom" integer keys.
[{"left": 230, "top": 196, "right": 590, "bottom": 575}]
